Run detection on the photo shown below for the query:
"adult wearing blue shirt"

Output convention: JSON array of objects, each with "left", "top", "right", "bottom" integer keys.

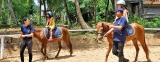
[
  {"left": 20, "top": 17, "right": 34, "bottom": 62},
  {"left": 104, "top": 8, "right": 129, "bottom": 62}
]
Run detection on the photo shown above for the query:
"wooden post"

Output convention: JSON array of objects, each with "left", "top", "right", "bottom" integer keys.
[
  {"left": 139, "top": 0, "right": 144, "bottom": 17},
  {"left": 0, "top": 37, "right": 4, "bottom": 59}
]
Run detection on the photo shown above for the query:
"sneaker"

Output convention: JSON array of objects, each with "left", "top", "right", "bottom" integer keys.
[{"left": 48, "top": 37, "right": 53, "bottom": 41}]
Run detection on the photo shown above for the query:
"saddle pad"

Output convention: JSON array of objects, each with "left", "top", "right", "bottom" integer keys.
[
  {"left": 126, "top": 25, "right": 135, "bottom": 36},
  {"left": 44, "top": 27, "right": 62, "bottom": 39}
]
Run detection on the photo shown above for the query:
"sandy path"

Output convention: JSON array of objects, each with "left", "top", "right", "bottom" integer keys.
[{"left": 0, "top": 33, "right": 160, "bottom": 62}]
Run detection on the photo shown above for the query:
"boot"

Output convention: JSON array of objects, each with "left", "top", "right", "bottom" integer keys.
[
  {"left": 29, "top": 54, "right": 32, "bottom": 62},
  {"left": 20, "top": 54, "right": 24, "bottom": 62},
  {"left": 119, "top": 56, "right": 124, "bottom": 62},
  {"left": 123, "top": 58, "right": 129, "bottom": 62}
]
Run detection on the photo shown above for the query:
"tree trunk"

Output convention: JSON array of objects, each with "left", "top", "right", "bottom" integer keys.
[
  {"left": 75, "top": 0, "right": 91, "bottom": 29},
  {"left": 139, "top": 0, "right": 144, "bottom": 17},
  {"left": 105, "top": 0, "right": 109, "bottom": 22},
  {"left": 63, "top": 0, "right": 71, "bottom": 27},
  {"left": 111, "top": 0, "right": 115, "bottom": 10},
  {"left": 0, "top": 3, "right": 2, "bottom": 10},
  {"left": 94, "top": 0, "right": 97, "bottom": 22},
  {"left": 40, "top": 0, "right": 42, "bottom": 23},
  {"left": 43, "top": 0, "right": 47, "bottom": 21},
  {"left": 114, "top": 0, "right": 118, "bottom": 9},
  {"left": 8, "top": 0, "right": 17, "bottom": 26}
]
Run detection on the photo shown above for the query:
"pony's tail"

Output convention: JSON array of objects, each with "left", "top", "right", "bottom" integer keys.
[{"left": 67, "top": 30, "right": 73, "bottom": 55}]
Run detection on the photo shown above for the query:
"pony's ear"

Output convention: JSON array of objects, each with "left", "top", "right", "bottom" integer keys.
[{"left": 102, "top": 22, "right": 104, "bottom": 27}]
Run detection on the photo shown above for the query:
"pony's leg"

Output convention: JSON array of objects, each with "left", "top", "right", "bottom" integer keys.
[
  {"left": 55, "top": 41, "right": 62, "bottom": 58},
  {"left": 64, "top": 38, "right": 73, "bottom": 56},
  {"left": 137, "top": 37, "right": 150, "bottom": 61},
  {"left": 41, "top": 43, "right": 48, "bottom": 59},
  {"left": 43, "top": 44, "right": 48, "bottom": 59},
  {"left": 132, "top": 38, "right": 139, "bottom": 62},
  {"left": 105, "top": 38, "right": 113, "bottom": 62},
  {"left": 41, "top": 44, "right": 45, "bottom": 56}
]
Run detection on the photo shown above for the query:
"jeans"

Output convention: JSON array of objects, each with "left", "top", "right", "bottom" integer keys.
[{"left": 112, "top": 41, "right": 125, "bottom": 57}]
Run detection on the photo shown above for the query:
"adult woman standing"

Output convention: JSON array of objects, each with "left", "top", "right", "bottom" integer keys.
[{"left": 20, "top": 17, "right": 34, "bottom": 62}]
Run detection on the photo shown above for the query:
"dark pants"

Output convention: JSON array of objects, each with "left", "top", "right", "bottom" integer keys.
[
  {"left": 112, "top": 41, "right": 125, "bottom": 62},
  {"left": 20, "top": 38, "right": 33, "bottom": 62}
]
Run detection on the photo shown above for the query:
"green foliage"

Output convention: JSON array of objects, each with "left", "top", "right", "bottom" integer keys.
[
  {"left": 0, "top": 0, "right": 34, "bottom": 27},
  {"left": 152, "top": 18, "right": 160, "bottom": 28},
  {"left": 128, "top": 15, "right": 160, "bottom": 28},
  {"left": 1, "top": 0, "right": 160, "bottom": 29},
  {"left": 12, "top": 0, "right": 31, "bottom": 20},
  {"left": 0, "top": 0, "right": 10, "bottom": 24}
]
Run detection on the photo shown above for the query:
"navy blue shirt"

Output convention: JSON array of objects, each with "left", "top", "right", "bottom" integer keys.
[
  {"left": 113, "top": 17, "right": 127, "bottom": 42},
  {"left": 21, "top": 25, "right": 34, "bottom": 39}
]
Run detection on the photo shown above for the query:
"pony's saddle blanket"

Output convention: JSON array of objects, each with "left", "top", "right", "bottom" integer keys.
[
  {"left": 126, "top": 25, "right": 135, "bottom": 36},
  {"left": 44, "top": 27, "right": 62, "bottom": 39}
]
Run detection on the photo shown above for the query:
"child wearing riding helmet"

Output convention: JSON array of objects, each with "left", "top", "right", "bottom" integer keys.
[
  {"left": 45, "top": 11, "right": 55, "bottom": 41},
  {"left": 115, "top": 0, "right": 129, "bottom": 22}
]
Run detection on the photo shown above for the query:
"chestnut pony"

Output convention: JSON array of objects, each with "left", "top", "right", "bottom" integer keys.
[
  {"left": 33, "top": 27, "right": 73, "bottom": 59},
  {"left": 96, "top": 22, "right": 150, "bottom": 62}
]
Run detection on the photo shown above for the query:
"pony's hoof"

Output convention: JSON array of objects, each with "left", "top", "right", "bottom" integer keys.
[
  {"left": 104, "top": 59, "right": 107, "bottom": 62},
  {"left": 45, "top": 56, "right": 49, "bottom": 59},
  {"left": 70, "top": 51, "right": 73, "bottom": 56},
  {"left": 104, "top": 60, "right": 107, "bottom": 62},
  {"left": 147, "top": 59, "right": 151, "bottom": 62},
  {"left": 55, "top": 56, "right": 58, "bottom": 58},
  {"left": 70, "top": 54, "right": 72, "bottom": 56},
  {"left": 133, "top": 60, "right": 136, "bottom": 62}
]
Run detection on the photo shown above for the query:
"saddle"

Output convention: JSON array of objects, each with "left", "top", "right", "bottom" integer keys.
[
  {"left": 126, "top": 25, "right": 135, "bottom": 36},
  {"left": 44, "top": 27, "right": 63, "bottom": 39}
]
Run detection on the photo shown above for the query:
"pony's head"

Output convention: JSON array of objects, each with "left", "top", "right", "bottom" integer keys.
[{"left": 96, "top": 22, "right": 110, "bottom": 40}]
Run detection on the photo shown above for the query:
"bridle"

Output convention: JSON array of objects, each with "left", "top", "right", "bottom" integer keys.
[
  {"left": 97, "top": 22, "right": 112, "bottom": 39},
  {"left": 98, "top": 23, "right": 106, "bottom": 37}
]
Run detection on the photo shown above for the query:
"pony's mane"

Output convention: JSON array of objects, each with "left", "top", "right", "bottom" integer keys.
[
  {"left": 105, "top": 22, "right": 113, "bottom": 26},
  {"left": 34, "top": 28, "right": 43, "bottom": 32}
]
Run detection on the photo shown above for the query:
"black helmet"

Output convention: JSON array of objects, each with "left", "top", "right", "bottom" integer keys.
[{"left": 46, "top": 11, "right": 53, "bottom": 17}]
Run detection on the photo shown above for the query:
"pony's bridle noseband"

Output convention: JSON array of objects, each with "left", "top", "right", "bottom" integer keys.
[
  {"left": 98, "top": 23, "right": 105, "bottom": 36},
  {"left": 97, "top": 23, "right": 112, "bottom": 38}
]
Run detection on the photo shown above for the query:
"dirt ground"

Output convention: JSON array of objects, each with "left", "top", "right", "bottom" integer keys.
[{"left": 0, "top": 29, "right": 160, "bottom": 62}]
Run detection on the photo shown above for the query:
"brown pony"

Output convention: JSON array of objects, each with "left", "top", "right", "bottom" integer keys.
[
  {"left": 96, "top": 22, "right": 150, "bottom": 62},
  {"left": 33, "top": 27, "right": 73, "bottom": 59}
]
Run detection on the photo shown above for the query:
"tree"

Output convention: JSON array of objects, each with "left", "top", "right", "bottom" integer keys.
[
  {"left": 105, "top": 0, "right": 109, "bottom": 22},
  {"left": 8, "top": 0, "right": 17, "bottom": 26},
  {"left": 0, "top": 0, "right": 2, "bottom": 9},
  {"left": 44, "top": 0, "right": 72, "bottom": 26},
  {"left": 63, "top": 0, "right": 71, "bottom": 26},
  {"left": 39, "top": 0, "right": 42, "bottom": 21},
  {"left": 93, "top": 0, "right": 97, "bottom": 22},
  {"left": 42, "top": 0, "right": 47, "bottom": 20},
  {"left": 75, "top": 0, "right": 91, "bottom": 29}
]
